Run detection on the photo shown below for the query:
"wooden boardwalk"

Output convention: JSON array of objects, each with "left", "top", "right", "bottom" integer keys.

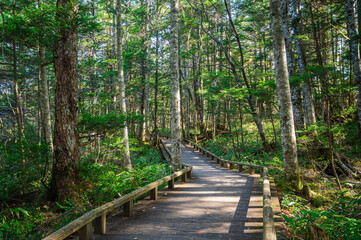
[{"left": 98, "top": 140, "right": 285, "bottom": 240}]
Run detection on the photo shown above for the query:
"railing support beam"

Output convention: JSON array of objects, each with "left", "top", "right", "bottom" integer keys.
[
  {"left": 182, "top": 173, "right": 187, "bottom": 182},
  {"left": 79, "top": 222, "right": 93, "bottom": 240},
  {"left": 168, "top": 179, "right": 175, "bottom": 189},
  {"left": 124, "top": 200, "right": 133, "bottom": 217},
  {"left": 150, "top": 187, "right": 158, "bottom": 200},
  {"left": 94, "top": 213, "right": 106, "bottom": 235},
  {"left": 187, "top": 169, "right": 192, "bottom": 178}
]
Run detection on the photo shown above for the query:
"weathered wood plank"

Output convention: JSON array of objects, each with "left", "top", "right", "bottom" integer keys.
[{"left": 263, "top": 167, "right": 276, "bottom": 240}]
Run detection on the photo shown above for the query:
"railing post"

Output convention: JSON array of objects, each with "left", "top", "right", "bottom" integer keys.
[
  {"left": 79, "top": 222, "right": 93, "bottom": 240},
  {"left": 124, "top": 200, "right": 133, "bottom": 217},
  {"left": 263, "top": 167, "right": 276, "bottom": 240},
  {"left": 94, "top": 213, "right": 106, "bottom": 235},
  {"left": 216, "top": 159, "right": 220, "bottom": 164},
  {"left": 260, "top": 168, "right": 264, "bottom": 177},
  {"left": 229, "top": 163, "right": 234, "bottom": 169},
  {"left": 187, "top": 169, "right": 192, "bottom": 178},
  {"left": 182, "top": 173, "right": 187, "bottom": 182},
  {"left": 238, "top": 165, "right": 243, "bottom": 172},
  {"left": 250, "top": 167, "right": 255, "bottom": 175},
  {"left": 168, "top": 178, "right": 175, "bottom": 189},
  {"left": 150, "top": 187, "right": 158, "bottom": 200}
]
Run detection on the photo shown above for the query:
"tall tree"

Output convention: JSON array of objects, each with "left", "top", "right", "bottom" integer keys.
[
  {"left": 290, "top": 0, "right": 316, "bottom": 126},
  {"left": 270, "top": 0, "right": 302, "bottom": 190},
  {"left": 346, "top": 0, "right": 361, "bottom": 135},
  {"left": 51, "top": 0, "right": 80, "bottom": 202},
  {"left": 170, "top": 0, "right": 182, "bottom": 170},
  {"left": 281, "top": 0, "right": 304, "bottom": 130},
  {"left": 117, "top": 0, "right": 132, "bottom": 170}
]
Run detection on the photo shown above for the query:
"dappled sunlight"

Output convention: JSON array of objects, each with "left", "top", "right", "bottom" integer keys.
[{"left": 100, "top": 140, "right": 266, "bottom": 240}]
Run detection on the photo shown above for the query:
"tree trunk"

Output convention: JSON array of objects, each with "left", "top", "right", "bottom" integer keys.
[
  {"left": 290, "top": 0, "right": 316, "bottom": 126},
  {"left": 51, "top": 0, "right": 80, "bottom": 203},
  {"left": 170, "top": 0, "right": 182, "bottom": 170},
  {"left": 346, "top": 0, "right": 361, "bottom": 135},
  {"left": 38, "top": 46, "right": 54, "bottom": 160},
  {"left": 117, "top": 0, "right": 131, "bottom": 170},
  {"left": 281, "top": 0, "right": 304, "bottom": 130},
  {"left": 153, "top": 33, "right": 160, "bottom": 146},
  {"left": 270, "top": 0, "right": 302, "bottom": 190},
  {"left": 13, "top": 38, "right": 23, "bottom": 136},
  {"left": 144, "top": 49, "right": 151, "bottom": 140}
]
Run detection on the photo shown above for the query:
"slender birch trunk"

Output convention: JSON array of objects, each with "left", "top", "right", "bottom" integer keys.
[
  {"left": 117, "top": 0, "right": 131, "bottom": 170},
  {"left": 281, "top": 0, "right": 304, "bottom": 130},
  {"left": 170, "top": 0, "right": 182, "bottom": 170},
  {"left": 270, "top": 0, "right": 302, "bottom": 190},
  {"left": 153, "top": 33, "right": 160, "bottom": 145},
  {"left": 290, "top": 0, "right": 316, "bottom": 126}
]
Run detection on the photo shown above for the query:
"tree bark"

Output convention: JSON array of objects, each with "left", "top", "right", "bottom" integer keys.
[
  {"left": 170, "top": 0, "right": 182, "bottom": 170},
  {"left": 290, "top": 0, "right": 316, "bottom": 126},
  {"left": 117, "top": 0, "right": 132, "bottom": 170},
  {"left": 153, "top": 33, "right": 160, "bottom": 146},
  {"left": 281, "top": 0, "right": 304, "bottom": 130},
  {"left": 346, "top": 0, "right": 361, "bottom": 135},
  {"left": 51, "top": 0, "right": 80, "bottom": 203},
  {"left": 270, "top": 0, "right": 302, "bottom": 190},
  {"left": 38, "top": 46, "right": 54, "bottom": 158}
]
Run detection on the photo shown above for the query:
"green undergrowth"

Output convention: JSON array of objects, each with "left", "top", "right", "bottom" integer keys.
[{"left": 0, "top": 138, "right": 171, "bottom": 240}]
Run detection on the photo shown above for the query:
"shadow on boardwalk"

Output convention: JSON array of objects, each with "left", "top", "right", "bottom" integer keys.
[{"left": 98, "top": 140, "right": 285, "bottom": 240}]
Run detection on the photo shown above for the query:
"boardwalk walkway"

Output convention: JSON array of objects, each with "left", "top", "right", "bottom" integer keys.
[{"left": 98, "top": 140, "right": 284, "bottom": 240}]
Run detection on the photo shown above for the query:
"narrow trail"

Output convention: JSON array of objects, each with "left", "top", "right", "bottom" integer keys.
[{"left": 98, "top": 140, "right": 284, "bottom": 240}]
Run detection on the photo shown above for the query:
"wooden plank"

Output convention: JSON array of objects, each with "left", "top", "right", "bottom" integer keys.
[{"left": 263, "top": 167, "right": 276, "bottom": 240}]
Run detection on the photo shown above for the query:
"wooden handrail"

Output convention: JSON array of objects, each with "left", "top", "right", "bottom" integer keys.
[
  {"left": 43, "top": 142, "right": 192, "bottom": 240},
  {"left": 183, "top": 138, "right": 277, "bottom": 240}
]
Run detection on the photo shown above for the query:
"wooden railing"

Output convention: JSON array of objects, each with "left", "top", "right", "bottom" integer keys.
[
  {"left": 183, "top": 138, "right": 277, "bottom": 240},
  {"left": 43, "top": 142, "right": 192, "bottom": 240}
]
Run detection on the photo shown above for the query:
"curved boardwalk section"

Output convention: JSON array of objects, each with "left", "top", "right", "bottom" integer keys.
[{"left": 99, "top": 140, "right": 284, "bottom": 240}]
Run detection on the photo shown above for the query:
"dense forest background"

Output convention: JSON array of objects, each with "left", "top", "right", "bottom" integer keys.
[{"left": 1, "top": 0, "right": 361, "bottom": 239}]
